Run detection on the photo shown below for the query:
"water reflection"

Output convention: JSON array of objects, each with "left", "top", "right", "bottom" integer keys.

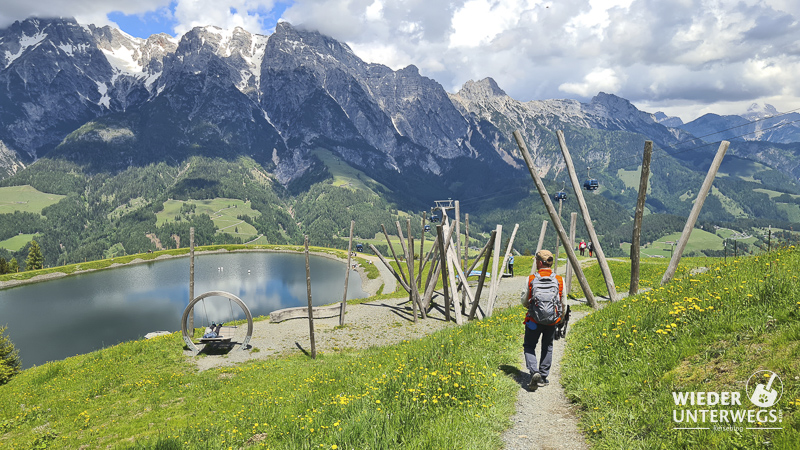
[{"left": 0, "top": 252, "right": 366, "bottom": 368}]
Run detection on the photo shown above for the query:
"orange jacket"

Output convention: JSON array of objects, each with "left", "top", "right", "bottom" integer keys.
[{"left": 524, "top": 268, "right": 564, "bottom": 324}]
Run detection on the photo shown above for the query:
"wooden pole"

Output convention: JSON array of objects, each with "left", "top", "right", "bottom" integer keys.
[
  {"left": 535, "top": 220, "right": 548, "bottom": 255},
  {"left": 486, "top": 225, "right": 502, "bottom": 317},
  {"left": 436, "top": 224, "right": 453, "bottom": 322},
  {"left": 556, "top": 130, "right": 618, "bottom": 302},
  {"left": 514, "top": 130, "right": 597, "bottom": 308},
  {"left": 457, "top": 231, "right": 494, "bottom": 292},
  {"left": 464, "top": 213, "right": 470, "bottom": 270},
  {"left": 489, "top": 223, "right": 519, "bottom": 316},
  {"left": 382, "top": 224, "right": 408, "bottom": 286},
  {"left": 188, "top": 227, "right": 195, "bottom": 333},
  {"left": 565, "top": 212, "right": 577, "bottom": 297},
  {"left": 304, "top": 235, "right": 316, "bottom": 359},
  {"left": 402, "top": 219, "right": 423, "bottom": 322},
  {"left": 554, "top": 199, "right": 563, "bottom": 272},
  {"left": 417, "top": 212, "right": 426, "bottom": 285},
  {"left": 340, "top": 220, "right": 354, "bottom": 326},
  {"left": 630, "top": 141, "right": 653, "bottom": 296},
  {"left": 661, "top": 140, "right": 730, "bottom": 285},
  {"left": 368, "top": 244, "right": 411, "bottom": 292},
  {"left": 423, "top": 222, "right": 454, "bottom": 310},
  {"left": 469, "top": 230, "right": 496, "bottom": 320}
]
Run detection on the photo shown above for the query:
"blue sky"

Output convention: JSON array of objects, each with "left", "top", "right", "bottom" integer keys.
[
  {"left": 1, "top": 0, "right": 799, "bottom": 121},
  {"left": 106, "top": 1, "right": 291, "bottom": 39}
]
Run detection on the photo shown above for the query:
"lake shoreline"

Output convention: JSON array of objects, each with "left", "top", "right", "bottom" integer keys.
[{"left": 0, "top": 248, "right": 379, "bottom": 297}]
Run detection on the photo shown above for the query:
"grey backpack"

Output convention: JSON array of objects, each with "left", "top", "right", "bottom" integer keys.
[{"left": 527, "top": 273, "right": 563, "bottom": 325}]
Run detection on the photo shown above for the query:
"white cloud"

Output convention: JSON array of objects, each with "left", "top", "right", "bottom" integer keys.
[
  {"left": 2, "top": 0, "right": 800, "bottom": 122},
  {"left": 560, "top": 68, "right": 624, "bottom": 97}
]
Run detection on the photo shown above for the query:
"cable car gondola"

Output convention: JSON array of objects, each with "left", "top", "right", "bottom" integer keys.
[
  {"left": 554, "top": 180, "right": 567, "bottom": 201},
  {"left": 583, "top": 167, "right": 599, "bottom": 191},
  {"left": 356, "top": 243, "right": 363, "bottom": 252}
]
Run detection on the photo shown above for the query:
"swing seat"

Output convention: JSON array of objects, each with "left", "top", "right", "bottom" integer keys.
[{"left": 198, "top": 326, "right": 236, "bottom": 343}]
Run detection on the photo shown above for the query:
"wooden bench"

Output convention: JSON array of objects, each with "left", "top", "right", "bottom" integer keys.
[{"left": 269, "top": 304, "right": 342, "bottom": 323}]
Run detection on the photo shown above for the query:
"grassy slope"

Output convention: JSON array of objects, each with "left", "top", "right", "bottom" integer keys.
[
  {"left": 155, "top": 198, "right": 261, "bottom": 240},
  {"left": 2, "top": 246, "right": 798, "bottom": 448},
  {"left": 0, "top": 233, "right": 36, "bottom": 252},
  {"left": 0, "top": 185, "right": 64, "bottom": 215},
  {"left": 562, "top": 247, "right": 800, "bottom": 449}
]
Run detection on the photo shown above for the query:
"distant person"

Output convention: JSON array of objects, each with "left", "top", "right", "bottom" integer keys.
[
  {"left": 520, "top": 249, "right": 565, "bottom": 391},
  {"left": 587, "top": 241, "right": 593, "bottom": 257},
  {"left": 508, "top": 255, "right": 515, "bottom": 276},
  {"left": 579, "top": 240, "right": 586, "bottom": 256}
]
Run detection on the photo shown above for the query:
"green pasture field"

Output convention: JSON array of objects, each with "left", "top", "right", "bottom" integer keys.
[
  {"left": 156, "top": 198, "right": 260, "bottom": 239},
  {"left": 616, "top": 167, "right": 651, "bottom": 193},
  {"left": 0, "top": 233, "right": 36, "bottom": 252},
  {"left": 626, "top": 228, "right": 724, "bottom": 258},
  {"left": 107, "top": 197, "right": 148, "bottom": 220},
  {"left": 562, "top": 246, "right": 800, "bottom": 449},
  {"left": 0, "top": 185, "right": 64, "bottom": 215},
  {"left": 312, "top": 148, "right": 386, "bottom": 193}
]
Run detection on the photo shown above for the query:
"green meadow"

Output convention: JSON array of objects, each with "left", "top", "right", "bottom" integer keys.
[
  {"left": 0, "top": 185, "right": 64, "bottom": 215},
  {"left": 2, "top": 245, "right": 799, "bottom": 448},
  {"left": 156, "top": 198, "right": 261, "bottom": 241}
]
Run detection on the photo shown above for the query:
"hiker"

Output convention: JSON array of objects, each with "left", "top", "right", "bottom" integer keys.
[
  {"left": 520, "top": 249, "right": 565, "bottom": 391},
  {"left": 587, "top": 241, "right": 593, "bottom": 257},
  {"left": 508, "top": 254, "right": 515, "bottom": 276},
  {"left": 579, "top": 240, "right": 586, "bottom": 256}
]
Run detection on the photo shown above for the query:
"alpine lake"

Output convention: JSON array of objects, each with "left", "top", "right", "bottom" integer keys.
[{"left": 0, "top": 252, "right": 367, "bottom": 368}]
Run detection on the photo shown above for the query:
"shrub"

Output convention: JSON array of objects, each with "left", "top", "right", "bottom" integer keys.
[{"left": 0, "top": 325, "right": 21, "bottom": 384}]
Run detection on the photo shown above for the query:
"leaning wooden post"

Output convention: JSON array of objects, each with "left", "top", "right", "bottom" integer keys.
[
  {"left": 436, "top": 224, "right": 452, "bottom": 322},
  {"left": 464, "top": 213, "right": 470, "bottom": 269},
  {"left": 188, "top": 227, "right": 195, "bottom": 333},
  {"left": 485, "top": 225, "right": 502, "bottom": 317},
  {"left": 417, "top": 212, "right": 426, "bottom": 285},
  {"left": 556, "top": 130, "right": 618, "bottom": 302},
  {"left": 397, "top": 221, "right": 423, "bottom": 321},
  {"left": 340, "top": 220, "right": 355, "bottom": 326},
  {"left": 382, "top": 224, "right": 408, "bottom": 286},
  {"left": 304, "top": 235, "right": 316, "bottom": 359},
  {"left": 630, "top": 141, "right": 653, "bottom": 296},
  {"left": 489, "top": 223, "right": 519, "bottom": 316},
  {"left": 469, "top": 230, "right": 496, "bottom": 320},
  {"left": 661, "top": 141, "right": 730, "bottom": 285},
  {"left": 536, "top": 220, "right": 548, "bottom": 254},
  {"left": 514, "top": 130, "right": 597, "bottom": 308},
  {"left": 533, "top": 220, "right": 548, "bottom": 275},
  {"left": 565, "top": 212, "right": 578, "bottom": 297},
  {"left": 405, "top": 219, "right": 424, "bottom": 321}
]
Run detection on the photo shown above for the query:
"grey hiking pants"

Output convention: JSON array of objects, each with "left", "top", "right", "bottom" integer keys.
[{"left": 523, "top": 322, "right": 556, "bottom": 378}]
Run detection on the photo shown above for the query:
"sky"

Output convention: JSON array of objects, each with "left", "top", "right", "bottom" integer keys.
[{"left": 1, "top": 0, "right": 799, "bottom": 122}]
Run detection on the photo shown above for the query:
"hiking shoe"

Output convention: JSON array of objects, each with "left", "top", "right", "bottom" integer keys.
[
  {"left": 528, "top": 372, "right": 542, "bottom": 391},
  {"left": 538, "top": 376, "right": 549, "bottom": 387}
]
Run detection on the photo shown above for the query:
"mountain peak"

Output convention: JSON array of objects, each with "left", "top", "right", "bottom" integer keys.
[
  {"left": 455, "top": 77, "right": 507, "bottom": 99},
  {"left": 744, "top": 103, "right": 779, "bottom": 119}
]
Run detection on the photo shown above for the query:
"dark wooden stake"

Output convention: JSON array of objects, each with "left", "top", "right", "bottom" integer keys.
[
  {"left": 340, "top": 220, "right": 354, "bottom": 326},
  {"left": 382, "top": 224, "right": 408, "bottom": 286},
  {"left": 304, "top": 235, "right": 316, "bottom": 359},
  {"left": 565, "top": 212, "right": 577, "bottom": 296},
  {"left": 469, "top": 230, "right": 496, "bottom": 320},
  {"left": 436, "top": 224, "right": 452, "bottom": 322},
  {"left": 630, "top": 141, "right": 653, "bottom": 296}
]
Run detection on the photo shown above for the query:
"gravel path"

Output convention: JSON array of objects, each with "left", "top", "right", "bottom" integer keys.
[{"left": 186, "top": 256, "right": 590, "bottom": 449}]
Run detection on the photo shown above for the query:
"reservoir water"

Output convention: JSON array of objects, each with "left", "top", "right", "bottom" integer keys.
[{"left": 0, "top": 252, "right": 367, "bottom": 368}]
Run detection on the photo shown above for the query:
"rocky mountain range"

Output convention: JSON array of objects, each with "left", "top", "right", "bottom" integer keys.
[{"left": 2, "top": 17, "right": 800, "bottom": 214}]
